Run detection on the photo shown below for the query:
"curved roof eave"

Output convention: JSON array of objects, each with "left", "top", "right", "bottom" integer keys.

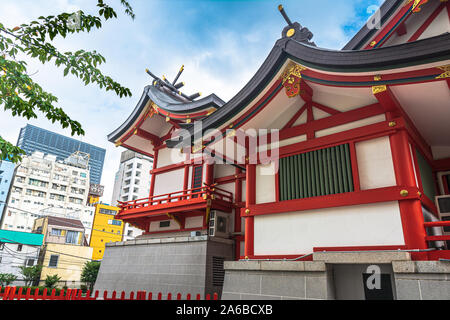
[
  {"left": 107, "top": 85, "right": 151, "bottom": 143},
  {"left": 342, "top": 0, "right": 403, "bottom": 50},
  {"left": 147, "top": 85, "right": 225, "bottom": 114},
  {"left": 166, "top": 32, "right": 450, "bottom": 148},
  {"left": 107, "top": 86, "right": 226, "bottom": 143}
]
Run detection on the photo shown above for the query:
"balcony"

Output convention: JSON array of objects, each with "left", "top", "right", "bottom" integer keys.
[{"left": 116, "top": 186, "right": 233, "bottom": 221}]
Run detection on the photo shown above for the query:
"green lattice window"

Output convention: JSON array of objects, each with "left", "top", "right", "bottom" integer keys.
[{"left": 279, "top": 144, "right": 354, "bottom": 201}]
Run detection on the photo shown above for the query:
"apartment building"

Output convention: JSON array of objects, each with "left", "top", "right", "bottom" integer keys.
[{"left": 0, "top": 151, "right": 92, "bottom": 233}]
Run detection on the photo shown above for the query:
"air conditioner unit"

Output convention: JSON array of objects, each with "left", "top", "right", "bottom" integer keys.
[
  {"left": 436, "top": 195, "right": 450, "bottom": 238},
  {"left": 208, "top": 210, "right": 230, "bottom": 238}
]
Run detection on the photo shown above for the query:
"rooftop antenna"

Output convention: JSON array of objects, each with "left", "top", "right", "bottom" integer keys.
[{"left": 278, "top": 4, "right": 293, "bottom": 26}]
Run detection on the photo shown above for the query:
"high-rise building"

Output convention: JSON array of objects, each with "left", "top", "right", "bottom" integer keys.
[
  {"left": 17, "top": 124, "right": 106, "bottom": 184},
  {"left": 111, "top": 150, "right": 153, "bottom": 240},
  {"left": 0, "top": 151, "right": 93, "bottom": 233},
  {"left": 0, "top": 159, "right": 15, "bottom": 222}
]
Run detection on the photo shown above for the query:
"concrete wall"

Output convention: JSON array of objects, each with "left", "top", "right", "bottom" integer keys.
[
  {"left": 393, "top": 261, "right": 450, "bottom": 300},
  {"left": 94, "top": 236, "right": 233, "bottom": 298},
  {"left": 222, "top": 254, "right": 450, "bottom": 300},
  {"left": 221, "top": 261, "right": 334, "bottom": 300}
]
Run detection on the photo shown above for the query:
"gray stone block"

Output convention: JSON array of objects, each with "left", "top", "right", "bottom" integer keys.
[
  {"left": 305, "top": 276, "right": 327, "bottom": 300},
  {"left": 419, "top": 280, "right": 450, "bottom": 300},
  {"left": 260, "top": 273, "right": 305, "bottom": 298},
  {"left": 221, "top": 292, "right": 241, "bottom": 300},
  {"left": 222, "top": 271, "right": 261, "bottom": 295},
  {"left": 395, "top": 279, "right": 421, "bottom": 300}
]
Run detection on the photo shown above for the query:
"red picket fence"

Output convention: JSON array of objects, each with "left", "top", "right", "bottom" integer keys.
[{"left": 0, "top": 286, "right": 219, "bottom": 301}]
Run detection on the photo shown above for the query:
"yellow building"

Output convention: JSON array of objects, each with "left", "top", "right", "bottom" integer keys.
[
  {"left": 39, "top": 243, "right": 93, "bottom": 288},
  {"left": 89, "top": 203, "right": 124, "bottom": 260},
  {"left": 33, "top": 216, "right": 93, "bottom": 288}
]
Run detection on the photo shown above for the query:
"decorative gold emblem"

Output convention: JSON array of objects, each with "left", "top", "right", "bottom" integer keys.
[
  {"left": 281, "top": 63, "right": 307, "bottom": 98},
  {"left": 406, "top": 0, "right": 429, "bottom": 12},
  {"left": 369, "top": 41, "right": 377, "bottom": 47},
  {"left": 388, "top": 121, "right": 397, "bottom": 127},
  {"left": 436, "top": 65, "right": 450, "bottom": 79},
  {"left": 286, "top": 28, "right": 295, "bottom": 37},
  {"left": 372, "top": 85, "right": 387, "bottom": 94},
  {"left": 374, "top": 75, "right": 382, "bottom": 81},
  {"left": 400, "top": 190, "right": 409, "bottom": 197}
]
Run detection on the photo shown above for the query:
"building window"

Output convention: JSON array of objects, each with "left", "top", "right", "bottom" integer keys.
[
  {"left": 160, "top": 221, "right": 170, "bottom": 228},
  {"left": 26, "top": 259, "right": 35, "bottom": 266},
  {"left": 191, "top": 165, "right": 203, "bottom": 198},
  {"left": 279, "top": 144, "right": 354, "bottom": 201},
  {"left": 49, "top": 255, "right": 59, "bottom": 267},
  {"left": 50, "top": 228, "right": 63, "bottom": 236},
  {"left": 99, "top": 208, "right": 117, "bottom": 215},
  {"left": 65, "top": 231, "right": 79, "bottom": 244},
  {"left": 17, "top": 244, "right": 23, "bottom": 252}
]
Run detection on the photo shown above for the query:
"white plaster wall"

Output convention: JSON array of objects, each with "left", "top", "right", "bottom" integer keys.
[
  {"left": 153, "top": 169, "right": 184, "bottom": 196},
  {"left": 214, "top": 165, "right": 237, "bottom": 179},
  {"left": 157, "top": 148, "right": 185, "bottom": 168},
  {"left": 255, "top": 162, "right": 277, "bottom": 204},
  {"left": 185, "top": 216, "right": 203, "bottom": 229},
  {"left": 355, "top": 136, "right": 397, "bottom": 190},
  {"left": 149, "top": 220, "right": 180, "bottom": 232},
  {"left": 315, "top": 114, "right": 386, "bottom": 138},
  {"left": 279, "top": 135, "right": 307, "bottom": 148},
  {"left": 418, "top": 8, "right": 450, "bottom": 40},
  {"left": 253, "top": 201, "right": 405, "bottom": 255}
]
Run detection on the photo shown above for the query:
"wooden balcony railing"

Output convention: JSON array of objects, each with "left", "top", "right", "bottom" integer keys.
[{"left": 117, "top": 185, "right": 233, "bottom": 212}]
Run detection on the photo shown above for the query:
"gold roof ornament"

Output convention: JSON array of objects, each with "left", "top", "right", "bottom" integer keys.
[
  {"left": 436, "top": 65, "right": 450, "bottom": 79},
  {"left": 286, "top": 28, "right": 295, "bottom": 37},
  {"left": 281, "top": 63, "right": 307, "bottom": 85},
  {"left": 372, "top": 85, "right": 387, "bottom": 94}
]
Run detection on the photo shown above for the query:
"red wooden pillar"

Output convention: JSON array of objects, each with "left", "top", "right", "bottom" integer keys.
[
  {"left": 390, "top": 129, "right": 428, "bottom": 259},
  {"left": 244, "top": 164, "right": 256, "bottom": 258},
  {"left": 205, "top": 163, "right": 214, "bottom": 187},
  {"left": 234, "top": 167, "right": 243, "bottom": 260},
  {"left": 149, "top": 150, "right": 159, "bottom": 198}
]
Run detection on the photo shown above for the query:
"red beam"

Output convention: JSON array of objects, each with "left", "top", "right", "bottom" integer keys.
[
  {"left": 373, "top": 86, "right": 432, "bottom": 162},
  {"left": 279, "top": 103, "right": 383, "bottom": 142},
  {"left": 408, "top": 2, "right": 446, "bottom": 42},
  {"left": 279, "top": 118, "right": 400, "bottom": 159},
  {"left": 313, "top": 245, "right": 407, "bottom": 252},
  {"left": 282, "top": 103, "right": 307, "bottom": 130},
  {"left": 246, "top": 186, "right": 420, "bottom": 217},
  {"left": 312, "top": 102, "right": 342, "bottom": 116},
  {"left": 434, "top": 157, "right": 450, "bottom": 171},
  {"left": 135, "top": 128, "right": 161, "bottom": 146}
]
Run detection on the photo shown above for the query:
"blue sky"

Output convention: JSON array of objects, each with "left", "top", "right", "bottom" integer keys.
[{"left": 0, "top": 0, "right": 383, "bottom": 201}]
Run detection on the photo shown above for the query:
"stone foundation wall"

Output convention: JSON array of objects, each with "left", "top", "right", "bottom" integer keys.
[
  {"left": 93, "top": 235, "right": 233, "bottom": 298},
  {"left": 221, "top": 261, "right": 334, "bottom": 300},
  {"left": 393, "top": 261, "right": 450, "bottom": 300},
  {"left": 221, "top": 253, "right": 450, "bottom": 300}
]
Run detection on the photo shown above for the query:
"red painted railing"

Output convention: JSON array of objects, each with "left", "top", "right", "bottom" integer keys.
[
  {"left": 0, "top": 287, "right": 219, "bottom": 301},
  {"left": 118, "top": 186, "right": 233, "bottom": 212},
  {"left": 424, "top": 221, "right": 450, "bottom": 243}
]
